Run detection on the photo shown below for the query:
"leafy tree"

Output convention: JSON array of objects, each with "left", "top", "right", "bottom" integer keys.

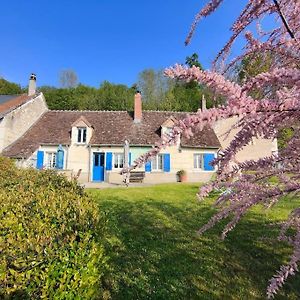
[
  {"left": 186, "top": 53, "right": 203, "bottom": 69},
  {"left": 59, "top": 69, "right": 78, "bottom": 88},
  {"left": 0, "top": 78, "right": 22, "bottom": 94},
  {"left": 137, "top": 69, "right": 174, "bottom": 109},
  {"left": 131, "top": 0, "right": 300, "bottom": 297},
  {"left": 39, "top": 86, "right": 78, "bottom": 110}
]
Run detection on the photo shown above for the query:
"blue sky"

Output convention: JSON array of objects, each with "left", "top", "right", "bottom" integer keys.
[{"left": 0, "top": 0, "right": 249, "bottom": 87}]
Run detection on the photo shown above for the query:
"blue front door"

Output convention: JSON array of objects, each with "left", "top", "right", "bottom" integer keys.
[{"left": 93, "top": 153, "right": 105, "bottom": 181}]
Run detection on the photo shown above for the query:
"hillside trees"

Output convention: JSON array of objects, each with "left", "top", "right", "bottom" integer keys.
[
  {"left": 59, "top": 69, "right": 78, "bottom": 88},
  {"left": 128, "top": 0, "right": 300, "bottom": 297},
  {"left": 0, "top": 78, "right": 22, "bottom": 94}
]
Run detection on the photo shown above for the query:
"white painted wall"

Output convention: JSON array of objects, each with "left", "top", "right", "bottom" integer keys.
[{"left": 214, "top": 116, "right": 278, "bottom": 162}]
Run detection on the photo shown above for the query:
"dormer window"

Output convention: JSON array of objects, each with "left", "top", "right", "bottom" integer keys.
[
  {"left": 77, "top": 127, "right": 87, "bottom": 143},
  {"left": 163, "top": 127, "right": 173, "bottom": 137},
  {"left": 161, "top": 116, "right": 177, "bottom": 138}
]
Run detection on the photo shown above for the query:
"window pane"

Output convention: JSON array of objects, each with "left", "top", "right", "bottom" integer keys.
[
  {"left": 194, "top": 154, "right": 203, "bottom": 169},
  {"left": 114, "top": 153, "right": 118, "bottom": 168},
  {"left": 152, "top": 156, "right": 157, "bottom": 170},
  {"left": 52, "top": 153, "right": 56, "bottom": 168},
  {"left": 78, "top": 129, "right": 82, "bottom": 143},
  {"left": 158, "top": 155, "right": 163, "bottom": 170},
  {"left": 47, "top": 153, "right": 51, "bottom": 168},
  {"left": 83, "top": 129, "right": 87, "bottom": 143},
  {"left": 198, "top": 154, "right": 203, "bottom": 169},
  {"left": 95, "top": 154, "right": 99, "bottom": 166},
  {"left": 100, "top": 154, "right": 104, "bottom": 166},
  {"left": 120, "top": 155, "right": 124, "bottom": 168}
]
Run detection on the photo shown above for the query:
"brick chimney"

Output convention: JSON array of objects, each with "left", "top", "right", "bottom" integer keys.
[
  {"left": 134, "top": 91, "right": 142, "bottom": 123},
  {"left": 28, "top": 73, "right": 37, "bottom": 96}
]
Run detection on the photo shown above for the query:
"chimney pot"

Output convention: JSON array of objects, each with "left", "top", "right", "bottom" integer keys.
[
  {"left": 28, "top": 73, "right": 37, "bottom": 96},
  {"left": 134, "top": 91, "right": 142, "bottom": 123}
]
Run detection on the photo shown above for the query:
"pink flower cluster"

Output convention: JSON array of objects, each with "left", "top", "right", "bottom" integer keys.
[{"left": 123, "top": 1, "right": 300, "bottom": 297}]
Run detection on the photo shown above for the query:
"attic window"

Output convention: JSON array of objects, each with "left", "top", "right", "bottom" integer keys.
[
  {"left": 164, "top": 127, "right": 173, "bottom": 136},
  {"left": 77, "top": 127, "right": 87, "bottom": 143}
]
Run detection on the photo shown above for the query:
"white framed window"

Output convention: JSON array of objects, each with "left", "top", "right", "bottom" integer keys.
[
  {"left": 77, "top": 127, "right": 87, "bottom": 143},
  {"left": 46, "top": 152, "right": 56, "bottom": 169},
  {"left": 163, "top": 127, "right": 173, "bottom": 136},
  {"left": 113, "top": 153, "right": 124, "bottom": 169},
  {"left": 152, "top": 154, "right": 163, "bottom": 171},
  {"left": 194, "top": 153, "right": 204, "bottom": 170}
]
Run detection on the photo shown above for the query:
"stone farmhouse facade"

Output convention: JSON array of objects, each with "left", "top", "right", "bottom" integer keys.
[{"left": 0, "top": 75, "right": 278, "bottom": 184}]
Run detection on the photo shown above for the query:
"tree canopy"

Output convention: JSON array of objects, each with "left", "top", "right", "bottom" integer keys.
[{"left": 0, "top": 78, "right": 22, "bottom": 95}]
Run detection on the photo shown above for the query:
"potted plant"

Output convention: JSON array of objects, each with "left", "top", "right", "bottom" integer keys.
[{"left": 177, "top": 170, "right": 187, "bottom": 182}]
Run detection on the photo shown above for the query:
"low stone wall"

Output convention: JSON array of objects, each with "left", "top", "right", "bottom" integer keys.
[{"left": 104, "top": 171, "right": 215, "bottom": 184}]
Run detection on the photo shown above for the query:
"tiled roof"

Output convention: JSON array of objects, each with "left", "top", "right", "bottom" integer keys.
[
  {"left": 0, "top": 94, "right": 34, "bottom": 118},
  {"left": 2, "top": 110, "right": 221, "bottom": 158}
]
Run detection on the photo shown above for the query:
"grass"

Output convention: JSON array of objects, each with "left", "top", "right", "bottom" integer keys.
[{"left": 88, "top": 184, "right": 300, "bottom": 299}]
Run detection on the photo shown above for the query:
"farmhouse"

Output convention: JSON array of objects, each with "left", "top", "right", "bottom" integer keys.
[{"left": 0, "top": 74, "right": 278, "bottom": 184}]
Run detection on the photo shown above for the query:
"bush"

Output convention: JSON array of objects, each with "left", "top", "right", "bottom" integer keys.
[{"left": 0, "top": 157, "right": 110, "bottom": 299}]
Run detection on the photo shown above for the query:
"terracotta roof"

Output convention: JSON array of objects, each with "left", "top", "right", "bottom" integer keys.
[
  {"left": 2, "top": 110, "right": 221, "bottom": 158},
  {"left": 0, "top": 94, "right": 34, "bottom": 118}
]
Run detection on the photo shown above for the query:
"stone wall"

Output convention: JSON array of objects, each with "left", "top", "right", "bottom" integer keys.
[{"left": 0, "top": 93, "right": 48, "bottom": 151}]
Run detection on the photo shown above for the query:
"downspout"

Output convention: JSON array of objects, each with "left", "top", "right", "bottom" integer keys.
[
  {"left": 88, "top": 145, "right": 91, "bottom": 182},
  {"left": 65, "top": 145, "right": 69, "bottom": 170}
]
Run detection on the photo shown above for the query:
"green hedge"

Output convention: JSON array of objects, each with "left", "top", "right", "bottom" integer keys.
[{"left": 0, "top": 157, "right": 110, "bottom": 299}]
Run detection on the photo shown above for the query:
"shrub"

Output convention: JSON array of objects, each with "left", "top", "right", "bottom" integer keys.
[{"left": 0, "top": 157, "right": 110, "bottom": 299}]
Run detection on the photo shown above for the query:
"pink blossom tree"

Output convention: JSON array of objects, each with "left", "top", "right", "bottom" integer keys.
[{"left": 123, "top": 0, "right": 300, "bottom": 297}]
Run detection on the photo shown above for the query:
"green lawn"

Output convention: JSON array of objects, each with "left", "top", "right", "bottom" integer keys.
[{"left": 88, "top": 184, "right": 300, "bottom": 299}]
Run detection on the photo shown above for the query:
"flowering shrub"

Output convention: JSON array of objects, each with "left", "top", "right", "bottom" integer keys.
[
  {"left": 0, "top": 157, "right": 109, "bottom": 299},
  {"left": 124, "top": 0, "right": 300, "bottom": 297}
]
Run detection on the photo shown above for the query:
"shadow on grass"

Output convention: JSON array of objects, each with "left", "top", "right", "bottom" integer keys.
[{"left": 92, "top": 186, "right": 300, "bottom": 300}]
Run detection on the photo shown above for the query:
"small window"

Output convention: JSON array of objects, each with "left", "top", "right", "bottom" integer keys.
[
  {"left": 113, "top": 153, "right": 124, "bottom": 169},
  {"left": 77, "top": 127, "right": 87, "bottom": 143},
  {"left": 152, "top": 154, "right": 163, "bottom": 171},
  {"left": 46, "top": 152, "right": 56, "bottom": 169},
  {"left": 194, "top": 154, "right": 204, "bottom": 169},
  {"left": 164, "top": 127, "right": 173, "bottom": 136}
]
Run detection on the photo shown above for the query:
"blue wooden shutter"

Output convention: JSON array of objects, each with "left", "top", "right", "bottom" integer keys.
[
  {"left": 145, "top": 160, "right": 152, "bottom": 172},
  {"left": 106, "top": 152, "right": 112, "bottom": 170},
  {"left": 163, "top": 154, "right": 170, "bottom": 172},
  {"left": 36, "top": 151, "right": 44, "bottom": 169},
  {"left": 204, "top": 153, "right": 215, "bottom": 171},
  {"left": 56, "top": 150, "right": 64, "bottom": 169},
  {"left": 129, "top": 152, "right": 132, "bottom": 166}
]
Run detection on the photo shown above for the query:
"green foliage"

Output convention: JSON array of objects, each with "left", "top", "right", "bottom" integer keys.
[
  {"left": 40, "top": 82, "right": 135, "bottom": 111},
  {"left": 0, "top": 157, "right": 110, "bottom": 299},
  {"left": 278, "top": 127, "right": 294, "bottom": 150},
  {"left": 0, "top": 78, "right": 22, "bottom": 95},
  {"left": 185, "top": 53, "right": 203, "bottom": 69},
  {"left": 235, "top": 53, "right": 272, "bottom": 99}
]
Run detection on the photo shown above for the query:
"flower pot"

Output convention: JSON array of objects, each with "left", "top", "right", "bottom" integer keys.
[{"left": 179, "top": 174, "right": 187, "bottom": 182}]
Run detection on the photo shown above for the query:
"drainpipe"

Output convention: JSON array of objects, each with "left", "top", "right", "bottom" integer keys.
[
  {"left": 65, "top": 145, "right": 69, "bottom": 170},
  {"left": 88, "top": 145, "right": 91, "bottom": 182}
]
